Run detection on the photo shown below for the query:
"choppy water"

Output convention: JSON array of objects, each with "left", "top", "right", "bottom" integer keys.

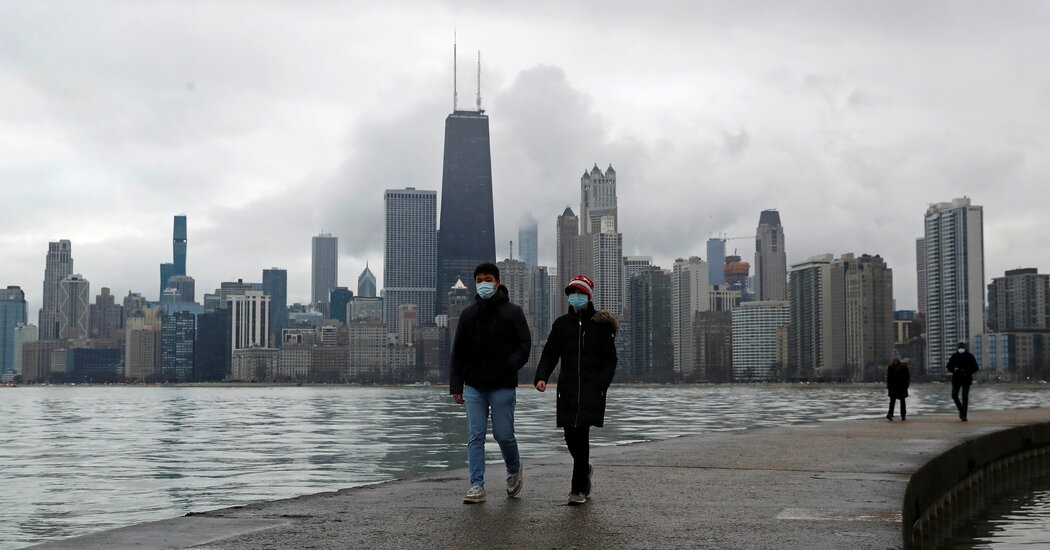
[{"left": 2, "top": 383, "right": 1049, "bottom": 549}]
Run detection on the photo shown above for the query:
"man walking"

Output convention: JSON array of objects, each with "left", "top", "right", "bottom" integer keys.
[
  {"left": 946, "top": 342, "right": 980, "bottom": 421},
  {"left": 450, "top": 263, "right": 531, "bottom": 503}
]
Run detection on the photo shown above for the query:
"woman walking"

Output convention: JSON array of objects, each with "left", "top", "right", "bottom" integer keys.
[
  {"left": 534, "top": 275, "right": 618, "bottom": 505},
  {"left": 886, "top": 359, "right": 910, "bottom": 421}
]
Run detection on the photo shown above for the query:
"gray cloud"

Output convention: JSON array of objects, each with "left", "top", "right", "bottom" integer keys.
[{"left": 4, "top": 1, "right": 1050, "bottom": 316}]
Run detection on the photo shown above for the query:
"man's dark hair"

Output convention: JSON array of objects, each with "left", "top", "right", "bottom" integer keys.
[
  {"left": 474, "top": 262, "right": 500, "bottom": 281},
  {"left": 957, "top": 342, "right": 968, "bottom": 349}
]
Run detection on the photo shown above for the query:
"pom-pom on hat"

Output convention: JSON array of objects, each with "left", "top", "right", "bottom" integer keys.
[{"left": 564, "top": 275, "right": 594, "bottom": 297}]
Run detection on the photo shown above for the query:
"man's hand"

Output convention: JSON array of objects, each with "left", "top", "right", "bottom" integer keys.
[
  {"left": 535, "top": 381, "right": 546, "bottom": 392},
  {"left": 452, "top": 393, "right": 464, "bottom": 404}
]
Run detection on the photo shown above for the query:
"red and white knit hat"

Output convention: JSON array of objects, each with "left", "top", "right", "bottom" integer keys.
[{"left": 564, "top": 275, "right": 595, "bottom": 297}]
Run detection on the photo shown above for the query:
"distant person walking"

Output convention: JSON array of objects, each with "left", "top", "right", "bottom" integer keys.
[
  {"left": 534, "top": 275, "right": 618, "bottom": 505},
  {"left": 946, "top": 342, "right": 980, "bottom": 421},
  {"left": 886, "top": 359, "right": 910, "bottom": 421},
  {"left": 450, "top": 263, "right": 531, "bottom": 503}
]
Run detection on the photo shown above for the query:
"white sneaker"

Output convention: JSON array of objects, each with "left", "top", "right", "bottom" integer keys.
[
  {"left": 567, "top": 492, "right": 587, "bottom": 505},
  {"left": 464, "top": 485, "right": 486, "bottom": 503}
]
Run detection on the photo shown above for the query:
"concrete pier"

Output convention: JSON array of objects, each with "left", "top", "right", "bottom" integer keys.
[{"left": 27, "top": 408, "right": 1050, "bottom": 550}]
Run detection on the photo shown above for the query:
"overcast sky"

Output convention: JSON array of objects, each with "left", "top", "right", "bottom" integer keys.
[{"left": 3, "top": 1, "right": 1049, "bottom": 316}]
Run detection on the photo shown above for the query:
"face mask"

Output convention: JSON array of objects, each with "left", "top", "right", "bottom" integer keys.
[
  {"left": 568, "top": 294, "right": 589, "bottom": 310},
  {"left": 476, "top": 282, "right": 496, "bottom": 299},
  {"left": 958, "top": 348, "right": 966, "bottom": 354}
]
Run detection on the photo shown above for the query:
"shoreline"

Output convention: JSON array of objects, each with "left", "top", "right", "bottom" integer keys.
[
  {"left": 26, "top": 408, "right": 1050, "bottom": 550},
  {"left": 5, "top": 380, "right": 1050, "bottom": 389}
]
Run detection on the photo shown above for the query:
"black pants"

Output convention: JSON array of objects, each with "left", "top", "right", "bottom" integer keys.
[
  {"left": 563, "top": 426, "right": 590, "bottom": 494},
  {"left": 952, "top": 384, "right": 970, "bottom": 419},
  {"left": 888, "top": 397, "right": 907, "bottom": 419}
]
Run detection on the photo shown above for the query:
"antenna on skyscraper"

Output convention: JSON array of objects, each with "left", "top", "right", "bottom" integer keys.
[
  {"left": 453, "top": 31, "right": 458, "bottom": 111},
  {"left": 510, "top": 240, "right": 514, "bottom": 260},
  {"left": 476, "top": 50, "right": 482, "bottom": 112}
]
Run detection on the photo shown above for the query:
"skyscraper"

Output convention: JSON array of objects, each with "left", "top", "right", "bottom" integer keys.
[
  {"left": 89, "top": 287, "right": 123, "bottom": 340},
  {"left": 590, "top": 219, "right": 624, "bottom": 316},
  {"left": 357, "top": 264, "right": 377, "bottom": 298},
  {"left": 555, "top": 207, "right": 581, "bottom": 317},
  {"left": 1, "top": 286, "right": 28, "bottom": 375},
  {"left": 915, "top": 237, "right": 927, "bottom": 314},
  {"left": 330, "top": 287, "right": 353, "bottom": 326},
  {"left": 161, "top": 311, "right": 195, "bottom": 383},
  {"left": 755, "top": 210, "right": 787, "bottom": 301},
  {"left": 497, "top": 258, "right": 528, "bottom": 307},
  {"left": 39, "top": 240, "right": 73, "bottom": 340},
  {"left": 707, "top": 238, "right": 726, "bottom": 286},
  {"left": 629, "top": 267, "right": 674, "bottom": 381},
  {"left": 922, "top": 198, "right": 985, "bottom": 374},
  {"left": 518, "top": 218, "right": 538, "bottom": 270},
  {"left": 435, "top": 105, "right": 495, "bottom": 315},
  {"left": 789, "top": 255, "right": 845, "bottom": 380},
  {"left": 623, "top": 256, "right": 653, "bottom": 316},
  {"left": 580, "top": 165, "right": 618, "bottom": 234},
  {"left": 229, "top": 291, "right": 271, "bottom": 352},
  {"left": 843, "top": 254, "right": 894, "bottom": 382},
  {"left": 987, "top": 268, "right": 1049, "bottom": 332},
  {"left": 385, "top": 188, "right": 437, "bottom": 332},
  {"left": 312, "top": 233, "right": 339, "bottom": 314},
  {"left": 732, "top": 301, "right": 790, "bottom": 382},
  {"left": 672, "top": 256, "right": 709, "bottom": 379},
  {"left": 262, "top": 267, "right": 288, "bottom": 345},
  {"left": 12, "top": 323, "right": 38, "bottom": 377},
  {"left": 58, "top": 275, "right": 90, "bottom": 340},
  {"left": 160, "top": 215, "right": 188, "bottom": 299}
]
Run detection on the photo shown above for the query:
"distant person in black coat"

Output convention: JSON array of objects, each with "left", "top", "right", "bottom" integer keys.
[
  {"left": 534, "top": 275, "right": 618, "bottom": 506},
  {"left": 946, "top": 342, "right": 980, "bottom": 421},
  {"left": 886, "top": 359, "right": 910, "bottom": 421}
]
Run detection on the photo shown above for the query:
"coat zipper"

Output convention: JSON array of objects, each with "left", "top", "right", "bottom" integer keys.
[{"left": 575, "top": 318, "right": 583, "bottom": 427}]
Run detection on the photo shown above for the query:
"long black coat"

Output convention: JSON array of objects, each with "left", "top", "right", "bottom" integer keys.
[
  {"left": 449, "top": 285, "right": 531, "bottom": 394},
  {"left": 886, "top": 364, "right": 910, "bottom": 399},
  {"left": 946, "top": 351, "right": 979, "bottom": 387},
  {"left": 534, "top": 304, "right": 618, "bottom": 428}
]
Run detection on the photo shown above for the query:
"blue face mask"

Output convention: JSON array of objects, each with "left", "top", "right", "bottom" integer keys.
[
  {"left": 476, "top": 282, "right": 496, "bottom": 299},
  {"left": 568, "top": 294, "right": 589, "bottom": 310},
  {"left": 958, "top": 348, "right": 966, "bottom": 354}
]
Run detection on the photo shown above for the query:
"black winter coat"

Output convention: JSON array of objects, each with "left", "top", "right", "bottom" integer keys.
[
  {"left": 946, "top": 351, "right": 979, "bottom": 387},
  {"left": 449, "top": 285, "right": 531, "bottom": 395},
  {"left": 886, "top": 364, "right": 910, "bottom": 399},
  {"left": 534, "top": 304, "right": 618, "bottom": 428}
]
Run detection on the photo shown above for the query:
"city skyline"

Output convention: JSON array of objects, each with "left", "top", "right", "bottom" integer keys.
[{"left": 3, "top": 3, "right": 1050, "bottom": 317}]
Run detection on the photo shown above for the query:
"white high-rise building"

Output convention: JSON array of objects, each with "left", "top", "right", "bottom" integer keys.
[
  {"left": 732, "top": 301, "right": 790, "bottom": 381},
  {"left": 922, "top": 197, "right": 985, "bottom": 374},
  {"left": 591, "top": 219, "right": 624, "bottom": 316},
  {"left": 229, "top": 291, "right": 271, "bottom": 352},
  {"left": 672, "top": 256, "right": 710, "bottom": 378}
]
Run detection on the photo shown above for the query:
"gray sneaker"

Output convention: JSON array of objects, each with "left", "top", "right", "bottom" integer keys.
[
  {"left": 463, "top": 485, "right": 486, "bottom": 504},
  {"left": 567, "top": 492, "right": 587, "bottom": 505},
  {"left": 506, "top": 464, "right": 523, "bottom": 497}
]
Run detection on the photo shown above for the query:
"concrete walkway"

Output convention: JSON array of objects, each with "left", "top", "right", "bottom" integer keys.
[{"left": 28, "top": 408, "right": 1050, "bottom": 550}]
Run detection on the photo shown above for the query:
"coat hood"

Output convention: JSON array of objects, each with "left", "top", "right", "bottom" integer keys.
[{"left": 592, "top": 309, "right": 619, "bottom": 335}]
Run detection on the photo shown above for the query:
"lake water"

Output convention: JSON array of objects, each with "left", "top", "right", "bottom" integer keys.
[
  {"left": 941, "top": 483, "right": 1050, "bottom": 549},
  {"left": 3, "top": 383, "right": 1050, "bottom": 549}
]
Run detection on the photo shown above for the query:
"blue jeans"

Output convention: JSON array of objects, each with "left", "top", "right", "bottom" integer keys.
[{"left": 464, "top": 385, "right": 520, "bottom": 487}]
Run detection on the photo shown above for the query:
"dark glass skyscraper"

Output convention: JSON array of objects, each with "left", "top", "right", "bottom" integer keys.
[
  {"left": 160, "top": 215, "right": 188, "bottom": 299},
  {"left": 436, "top": 110, "right": 495, "bottom": 314},
  {"left": 262, "top": 268, "right": 288, "bottom": 345}
]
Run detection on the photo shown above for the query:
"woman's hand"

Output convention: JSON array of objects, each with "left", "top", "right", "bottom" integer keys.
[{"left": 535, "top": 381, "right": 547, "bottom": 392}]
